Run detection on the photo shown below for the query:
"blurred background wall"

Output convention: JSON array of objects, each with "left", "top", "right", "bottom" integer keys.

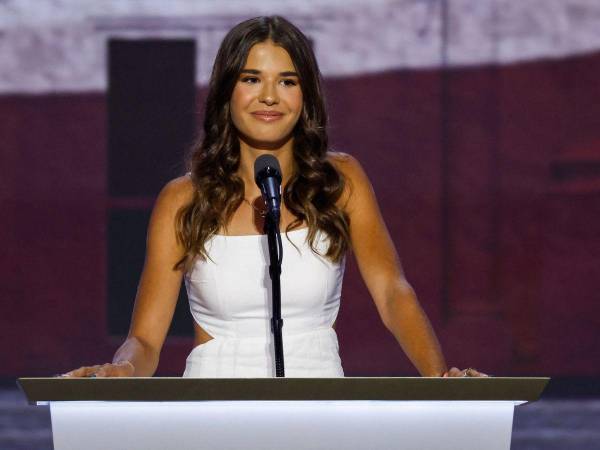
[{"left": 1, "top": 0, "right": 599, "bottom": 378}]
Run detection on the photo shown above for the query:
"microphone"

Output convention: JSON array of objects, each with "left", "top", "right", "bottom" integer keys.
[
  {"left": 254, "top": 154, "right": 282, "bottom": 223},
  {"left": 254, "top": 155, "right": 285, "bottom": 376}
]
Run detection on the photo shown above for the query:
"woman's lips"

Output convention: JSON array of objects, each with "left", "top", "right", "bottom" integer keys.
[{"left": 251, "top": 111, "right": 284, "bottom": 122}]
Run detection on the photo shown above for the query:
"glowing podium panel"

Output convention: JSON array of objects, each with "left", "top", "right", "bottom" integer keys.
[{"left": 18, "top": 377, "right": 548, "bottom": 450}]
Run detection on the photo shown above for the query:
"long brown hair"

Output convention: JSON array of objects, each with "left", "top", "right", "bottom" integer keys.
[{"left": 175, "top": 16, "right": 350, "bottom": 271}]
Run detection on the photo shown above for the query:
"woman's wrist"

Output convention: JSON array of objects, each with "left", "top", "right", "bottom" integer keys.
[{"left": 114, "top": 360, "right": 135, "bottom": 373}]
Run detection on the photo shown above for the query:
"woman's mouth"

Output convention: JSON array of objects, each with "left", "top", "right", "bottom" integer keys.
[{"left": 251, "top": 111, "right": 284, "bottom": 122}]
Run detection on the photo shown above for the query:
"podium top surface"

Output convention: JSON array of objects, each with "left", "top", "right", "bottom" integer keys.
[{"left": 17, "top": 377, "right": 549, "bottom": 404}]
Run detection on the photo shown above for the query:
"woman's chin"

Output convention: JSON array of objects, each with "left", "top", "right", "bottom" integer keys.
[{"left": 239, "top": 133, "right": 294, "bottom": 151}]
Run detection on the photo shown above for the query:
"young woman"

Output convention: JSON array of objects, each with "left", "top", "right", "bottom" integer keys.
[{"left": 64, "top": 16, "right": 486, "bottom": 378}]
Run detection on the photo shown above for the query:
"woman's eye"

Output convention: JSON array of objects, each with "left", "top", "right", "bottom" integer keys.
[
  {"left": 241, "top": 76, "right": 259, "bottom": 84},
  {"left": 281, "top": 79, "right": 297, "bottom": 87}
]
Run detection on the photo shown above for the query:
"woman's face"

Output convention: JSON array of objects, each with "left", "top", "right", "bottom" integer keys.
[{"left": 230, "top": 40, "right": 303, "bottom": 149}]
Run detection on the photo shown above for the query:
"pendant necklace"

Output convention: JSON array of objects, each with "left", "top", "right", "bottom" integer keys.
[{"left": 244, "top": 198, "right": 268, "bottom": 218}]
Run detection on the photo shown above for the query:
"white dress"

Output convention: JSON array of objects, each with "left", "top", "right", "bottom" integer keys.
[{"left": 182, "top": 227, "right": 345, "bottom": 378}]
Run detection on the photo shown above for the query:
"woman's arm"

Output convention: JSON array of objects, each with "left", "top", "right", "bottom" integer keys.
[
  {"left": 116, "top": 176, "right": 193, "bottom": 376},
  {"left": 63, "top": 176, "right": 194, "bottom": 377},
  {"left": 331, "top": 153, "right": 447, "bottom": 377}
]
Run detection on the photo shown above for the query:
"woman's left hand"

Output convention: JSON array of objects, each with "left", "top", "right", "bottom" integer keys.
[{"left": 443, "top": 367, "right": 489, "bottom": 377}]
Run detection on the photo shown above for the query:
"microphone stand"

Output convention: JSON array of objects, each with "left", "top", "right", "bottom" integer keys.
[{"left": 264, "top": 211, "right": 285, "bottom": 377}]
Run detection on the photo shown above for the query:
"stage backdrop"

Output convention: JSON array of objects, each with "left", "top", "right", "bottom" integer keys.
[{"left": 1, "top": 0, "right": 599, "bottom": 377}]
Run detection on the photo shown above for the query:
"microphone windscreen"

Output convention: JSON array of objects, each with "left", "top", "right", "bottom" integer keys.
[{"left": 254, "top": 154, "right": 282, "bottom": 184}]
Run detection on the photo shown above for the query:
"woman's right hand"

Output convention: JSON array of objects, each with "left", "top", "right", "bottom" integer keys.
[{"left": 59, "top": 360, "right": 135, "bottom": 378}]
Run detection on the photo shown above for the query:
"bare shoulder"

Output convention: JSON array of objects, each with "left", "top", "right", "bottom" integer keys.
[
  {"left": 326, "top": 151, "right": 372, "bottom": 212},
  {"left": 146, "top": 175, "right": 195, "bottom": 257},
  {"left": 327, "top": 150, "right": 355, "bottom": 170},
  {"left": 327, "top": 151, "right": 369, "bottom": 181},
  {"left": 155, "top": 174, "right": 195, "bottom": 213}
]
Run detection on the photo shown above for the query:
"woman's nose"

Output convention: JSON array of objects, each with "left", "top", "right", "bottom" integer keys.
[{"left": 258, "top": 82, "right": 279, "bottom": 105}]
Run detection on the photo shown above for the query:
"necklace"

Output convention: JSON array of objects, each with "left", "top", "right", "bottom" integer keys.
[{"left": 243, "top": 198, "right": 267, "bottom": 218}]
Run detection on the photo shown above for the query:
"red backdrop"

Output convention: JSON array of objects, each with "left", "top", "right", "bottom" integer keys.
[{"left": 2, "top": 52, "right": 600, "bottom": 377}]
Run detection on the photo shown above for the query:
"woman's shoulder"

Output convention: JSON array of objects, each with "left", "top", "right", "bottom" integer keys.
[
  {"left": 326, "top": 151, "right": 371, "bottom": 211},
  {"left": 326, "top": 150, "right": 364, "bottom": 178},
  {"left": 326, "top": 150, "right": 353, "bottom": 166},
  {"left": 155, "top": 174, "right": 195, "bottom": 212},
  {"left": 326, "top": 151, "right": 370, "bottom": 186}
]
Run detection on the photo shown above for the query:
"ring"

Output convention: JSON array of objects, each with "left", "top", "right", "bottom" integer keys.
[
  {"left": 464, "top": 368, "right": 475, "bottom": 377},
  {"left": 89, "top": 373, "right": 97, "bottom": 378}
]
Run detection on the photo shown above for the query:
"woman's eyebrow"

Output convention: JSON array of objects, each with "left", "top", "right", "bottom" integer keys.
[{"left": 240, "top": 69, "right": 299, "bottom": 77}]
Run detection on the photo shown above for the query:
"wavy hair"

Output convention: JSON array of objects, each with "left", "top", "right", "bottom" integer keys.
[{"left": 175, "top": 16, "right": 351, "bottom": 271}]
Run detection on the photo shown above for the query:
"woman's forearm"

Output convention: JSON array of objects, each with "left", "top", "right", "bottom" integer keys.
[
  {"left": 113, "top": 336, "right": 160, "bottom": 377},
  {"left": 382, "top": 284, "right": 447, "bottom": 377}
]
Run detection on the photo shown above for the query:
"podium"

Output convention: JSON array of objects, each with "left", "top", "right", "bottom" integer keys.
[{"left": 18, "top": 377, "right": 548, "bottom": 450}]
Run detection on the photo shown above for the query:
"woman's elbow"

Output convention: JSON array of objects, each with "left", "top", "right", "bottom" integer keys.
[{"left": 377, "top": 279, "right": 417, "bottom": 327}]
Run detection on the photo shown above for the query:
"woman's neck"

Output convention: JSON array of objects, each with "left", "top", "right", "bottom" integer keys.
[{"left": 238, "top": 140, "right": 295, "bottom": 199}]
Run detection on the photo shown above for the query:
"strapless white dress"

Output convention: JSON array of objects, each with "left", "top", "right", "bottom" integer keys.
[{"left": 182, "top": 227, "right": 345, "bottom": 378}]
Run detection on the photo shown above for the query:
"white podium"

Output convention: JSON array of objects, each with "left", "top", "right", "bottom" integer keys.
[{"left": 18, "top": 377, "right": 548, "bottom": 450}]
